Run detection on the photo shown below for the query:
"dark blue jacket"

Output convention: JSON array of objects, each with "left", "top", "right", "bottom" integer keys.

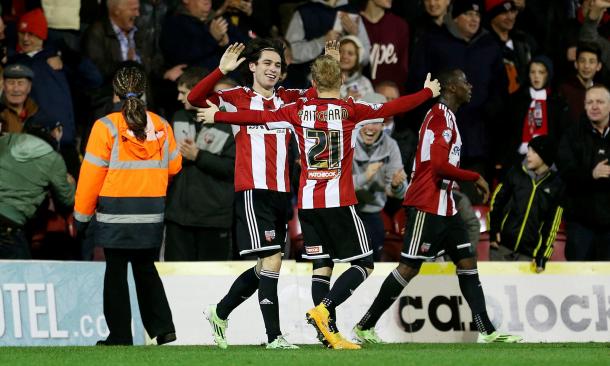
[
  {"left": 409, "top": 25, "right": 507, "bottom": 160},
  {"left": 9, "top": 48, "right": 76, "bottom": 146}
]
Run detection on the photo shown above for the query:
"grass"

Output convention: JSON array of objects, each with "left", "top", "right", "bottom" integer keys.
[{"left": 2, "top": 343, "right": 609, "bottom": 366}]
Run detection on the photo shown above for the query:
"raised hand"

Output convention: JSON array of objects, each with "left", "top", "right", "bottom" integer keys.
[
  {"left": 365, "top": 161, "right": 384, "bottom": 181},
  {"left": 324, "top": 40, "right": 340, "bottom": 62},
  {"left": 339, "top": 12, "right": 359, "bottom": 36},
  {"left": 424, "top": 73, "right": 441, "bottom": 98},
  {"left": 210, "top": 17, "right": 229, "bottom": 46},
  {"left": 196, "top": 100, "right": 220, "bottom": 124},
  {"left": 391, "top": 168, "right": 407, "bottom": 188},
  {"left": 179, "top": 139, "right": 199, "bottom": 161},
  {"left": 219, "top": 43, "right": 246, "bottom": 74}
]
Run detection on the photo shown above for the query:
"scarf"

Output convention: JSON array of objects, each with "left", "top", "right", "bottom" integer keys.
[{"left": 520, "top": 87, "right": 549, "bottom": 154}]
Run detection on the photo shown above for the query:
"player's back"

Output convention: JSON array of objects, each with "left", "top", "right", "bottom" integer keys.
[{"left": 290, "top": 97, "right": 366, "bottom": 209}]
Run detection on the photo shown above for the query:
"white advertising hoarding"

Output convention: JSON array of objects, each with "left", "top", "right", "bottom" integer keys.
[{"left": 0, "top": 261, "right": 608, "bottom": 345}]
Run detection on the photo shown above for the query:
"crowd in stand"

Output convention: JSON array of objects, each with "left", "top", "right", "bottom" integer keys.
[{"left": 0, "top": 0, "right": 608, "bottom": 264}]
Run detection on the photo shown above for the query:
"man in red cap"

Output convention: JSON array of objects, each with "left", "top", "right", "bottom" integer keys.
[{"left": 485, "top": 0, "right": 536, "bottom": 94}]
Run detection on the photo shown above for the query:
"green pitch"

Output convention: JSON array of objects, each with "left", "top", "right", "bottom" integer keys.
[{"left": 2, "top": 343, "right": 608, "bottom": 366}]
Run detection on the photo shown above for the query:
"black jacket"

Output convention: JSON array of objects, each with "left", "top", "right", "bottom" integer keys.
[
  {"left": 489, "top": 165, "right": 564, "bottom": 266},
  {"left": 557, "top": 117, "right": 610, "bottom": 228},
  {"left": 409, "top": 25, "right": 507, "bottom": 160},
  {"left": 489, "top": 29, "right": 537, "bottom": 92},
  {"left": 165, "top": 110, "right": 235, "bottom": 228}
]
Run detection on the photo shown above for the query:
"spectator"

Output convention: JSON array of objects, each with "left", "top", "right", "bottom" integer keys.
[
  {"left": 214, "top": 0, "right": 275, "bottom": 38},
  {"left": 160, "top": 0, "right": 245, "bottom": 78},
  {"left": 515, "top": 0, "right": 571, "bottom": 80},
  {"left": 411, "top": 0, "right": 451, "bottom": 50},
  {"left": 409, "top": 0, "right": 507, "bottom": 202},
  {"left": 74, "top": 65, "right": 181, "bottom": 345},
  {"left": 500, "top": 56, "right": 569, "bottom": 170},
  {"left": 0, "top": 129, "right": 75, "bottom": 259},
  {"left": 352, "top": 92, "right": 407, "bottom": 260},
  {"left": 82, "top": 0, "right": 161, "bottom": 119},
  {"left": 373, "top": 80, "right": 418, "bottom": 173},
  {"left": 339, "top": 35, "right": 374, "bottom": 99},
  {"left": 164, "top": 67, "right": 236, "bottom": 261},
  {"left": 359, "top": 0, "right": 409, "bottom": 92},
  {"left": 83, "top": 0, "right": 152, "bottom": 82},
  {"left": 559, "top": 42, "right": 603, "bottom": 123},
  {"left": 489, "top": 135, "right": 564, "bottom": 272},
  {"left": 0, "top": 64, "right": 59, "bottom": 138},
  {"left": 285, "top": 0, "right": 371, "bottom": 88},
  {"left": 579, "top": 1, "right": 610, "bottom": 72},
  {"left": 9, "top": 8, "right": 80, "bottom": 176},
  {"left": 485, "top": 0, "right": 536, "bottom": 94},
  {"left": 557, "top": 84, "right": 610, "bottom": 261},
  {"left": 41, "top": 0, "right": 81, "bottom": 52}
]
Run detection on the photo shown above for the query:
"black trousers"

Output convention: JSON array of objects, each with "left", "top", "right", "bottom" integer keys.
[
  {"left": 163, "top": 221, "right": 232, "bottom": 261},
  {"left": 103, "top": 247, "right": 175, "bottom": 344}
]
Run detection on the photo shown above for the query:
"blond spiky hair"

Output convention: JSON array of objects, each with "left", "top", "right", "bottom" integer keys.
[{"left": 311, "top": 55, "right": 342, "bottom": 92}]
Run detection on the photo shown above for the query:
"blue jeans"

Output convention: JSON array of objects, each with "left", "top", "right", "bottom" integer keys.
[{"left": 565, "top": 221, "right": 610, "bottom": 261}]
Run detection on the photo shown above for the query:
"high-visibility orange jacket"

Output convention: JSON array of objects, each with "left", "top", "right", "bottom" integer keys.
[{"left": 74, "top": 111, "right": 182, "bottom": 248}]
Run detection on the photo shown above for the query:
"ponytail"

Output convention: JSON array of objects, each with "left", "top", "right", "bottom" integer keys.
[{"left": 113, "top": 65, "right": 148, "bottom": 141}]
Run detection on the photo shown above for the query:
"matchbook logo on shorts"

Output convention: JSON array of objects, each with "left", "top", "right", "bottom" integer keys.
[
  {"left": 420, "top": 243, "right": 431, "bottom": 253},
  {"left": 264, "top": 230, "right": 276, "bottom": 242},
  {"left": 305, "top": 246, "right": 323, "bottom": 255}
]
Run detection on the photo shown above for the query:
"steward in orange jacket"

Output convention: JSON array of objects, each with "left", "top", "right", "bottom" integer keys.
[
  {"left": 74, "top": 65, "right": 181, "bottom": 346},
  {"left": 74, "top": 110, "right": 181, "bottom": 247}
]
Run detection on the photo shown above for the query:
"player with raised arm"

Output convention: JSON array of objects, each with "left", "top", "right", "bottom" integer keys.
[
  {"left": 199, "top": 55, "right": 440, "bottom": 349},
  {"left": 351, "top": 69, "right": 523, "bottom": 344},
  {"left": 187, "top": 39, "right": 338, "bottom": 350}
]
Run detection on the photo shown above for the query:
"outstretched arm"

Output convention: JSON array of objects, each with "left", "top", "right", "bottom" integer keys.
[
  {"left": 354, "top": 73, "right": 440, "bottom": 123},
  {"left": 187, "top": 43, "right": 246, "bottom": 107},
  {"left": 199, "top": 100, "right": 295, "bottom": 127}
]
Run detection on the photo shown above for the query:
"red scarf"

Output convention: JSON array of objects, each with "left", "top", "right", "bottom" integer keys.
[{"left": 521, "top": 88, "right": 549, "bottom": 151}]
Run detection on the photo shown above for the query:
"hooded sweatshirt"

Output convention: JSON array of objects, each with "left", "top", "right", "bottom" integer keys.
[
  {"left": 0, "top": 133, "right": 74, "bottom": 225},
  {"left": 353, "top": 131, "right": 406, "bottom": 213}
]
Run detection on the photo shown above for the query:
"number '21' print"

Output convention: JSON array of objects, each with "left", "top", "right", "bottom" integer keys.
[{"left": 305, "top": 128, "right": 342, "bottom": 170}]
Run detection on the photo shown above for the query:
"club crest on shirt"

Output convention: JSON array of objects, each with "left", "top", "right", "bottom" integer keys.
[
  {"left": 420, "top": 242, "right": 431, "bottom": 253},
  {"left": 264, "top": 230, "right": 276, "bottom": 242},
  {"left": 442, "top": 129, "right": 452, "bottom": 143}
]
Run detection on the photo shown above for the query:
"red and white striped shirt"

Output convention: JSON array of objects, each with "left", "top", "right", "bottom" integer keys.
[
  {"left": 213, "top": 89, "right": 433, "bottom": 209},
  {"left": 403, "top": 103, "right": 480, "bottom": 216},
  {"left": 187, "top": 68, "right": 310, "bottom": 192}
]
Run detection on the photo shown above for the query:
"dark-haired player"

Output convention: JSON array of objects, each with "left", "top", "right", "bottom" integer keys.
[{"left": 188, "top": 39, "right": 333, "bottom": 349}]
